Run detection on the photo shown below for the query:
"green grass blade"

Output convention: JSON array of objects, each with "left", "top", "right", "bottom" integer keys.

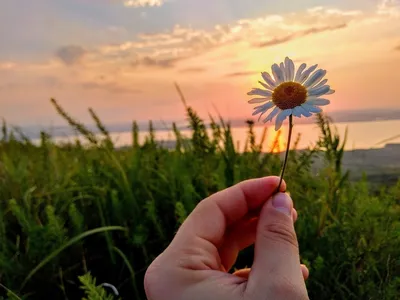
[
  {"left": 0, "top": 283, "right": 22, "bottom": 300},
  {"left": 113, "top": 246, "right": 141, "bottom": 299},
  {"left": 20, "top": 226, "right": 126, "bottom": 290}
]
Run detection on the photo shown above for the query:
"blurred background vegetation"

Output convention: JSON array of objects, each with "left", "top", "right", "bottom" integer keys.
[{"left": 0, "top": 95, "right": 399, "bottom": 300}]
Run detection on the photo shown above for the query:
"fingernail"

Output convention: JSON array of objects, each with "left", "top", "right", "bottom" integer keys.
[{"left": 272, "top": 193, "right": 292, "bottom": 216}]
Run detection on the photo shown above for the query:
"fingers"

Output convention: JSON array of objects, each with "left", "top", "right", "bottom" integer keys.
[
  {"left": 219, "top": 207, "right": 298, "bottom": 271},
  {"left": 301, "top": 264, "right": 309, "bottom": 280},
  {"left": 246, "top": 192, "right": 308, "bottom": 297},
  {"left": 219, "top": 216, "right": 258, "bottom": 271},
  {"left": 171, "top": 176, "right": 286, "bottom": 250},
  {"left": 233, "top": 268, "right": 251, "bottom": 279},
  {"left": 292, "top": 208, "right": 298, "bottom": 222},
  {"left": 233, "top": 264, "right": 309, "bottom": 281}
]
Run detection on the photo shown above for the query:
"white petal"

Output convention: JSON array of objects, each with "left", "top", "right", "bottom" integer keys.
[
  {"left": 326, "top": 89, "right": 335, "bottom": 95},
  {"left": 312, "top": 78, "right": 328, "bottom": 89},
  {"left": 285, "top": 57, "right": 295, "bottom": 81},
  {"left": 258, "top": 111, "right": 268, "bottom": 121},
  {"left": 261, "top": 72, "right": 277, "bottom": 88},
  {"left": 247, "top": 88, "right": 272, "bottom": 97},
  {"left": 299, "top": 64, "right": 318, "bottom": 83},
  {"left": 301, "top": 103, "right": 322, "bottom": 113},
  {"left": 252, "top": 101, "right": 275, "bottom": 115},
  {"left": 258, "top": 81, "right": 273, "bottom": 91},
  {"left": 275, "top": 109, "right": 292, "bottom": 131},
  {"left": 306, "top": 98, "right": 330, "bottom": 106},
  {"left": 296, "top": 105, "right": 312, "bottom": 117},
  {"left": 283, "top": 58, "right": 290, "bottom": 81},
  {"left": 308, "top": 85, "right": 330, "bottom": 97},
  {"left": 308, "top": 84, "right": 328, "bottom": 93},
  {"left": 294, "top": 63, "right": 307, "bottom": 82},
  {"left": 264, "top": 106, "right": 280, "bottom": 123},
  {"left": 254, "top": 102, "right": 275, "bottom": 121},
  {"left": 292, "top": 107, "right": 302, "bottom": 118},
  {"left": 280, "top": 62, "right": 287, "bottom": 81},
  {"left": 271, "top": 64, "right": 284, "bottom": 84},
  {"left": 248, "top": 97, "right": 271, "bottom": 104},
  {"left": 304, "top": 69, "right": 327, "bottom": 88}
]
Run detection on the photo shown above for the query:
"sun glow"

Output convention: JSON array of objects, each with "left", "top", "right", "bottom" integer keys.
[{"left": 268, "top": 128, "right": 286, "bottom": 153}]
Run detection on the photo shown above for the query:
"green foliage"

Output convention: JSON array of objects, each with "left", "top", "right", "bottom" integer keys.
[
  {"left": 0, "top": 98, "right": 398, "bottom": 299},
  {"left": 79, "top": 273, "right": 120, "bottom": 300}
]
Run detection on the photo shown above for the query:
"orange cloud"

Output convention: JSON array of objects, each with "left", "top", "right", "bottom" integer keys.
[
  {"left": 254, "top": 23, "right": 347, "bottom": 48},
  {"left": 72, "top": 7, "right": 363, "bottom": 77},
  {"left": 225, "top": 71, "right": 259, "bottom": 78},
  {"left": 179, "top": 67, "right": 207, "bottom": 73}
]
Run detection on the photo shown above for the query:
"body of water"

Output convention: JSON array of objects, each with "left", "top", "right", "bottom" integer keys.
[{"left": 44, "top": 119, "right": 400, "bottom": 151}]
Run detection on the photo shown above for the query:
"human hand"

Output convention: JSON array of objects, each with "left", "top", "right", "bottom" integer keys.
[{"left": 144, "top": 176, "right": 309, "bottom": 300}]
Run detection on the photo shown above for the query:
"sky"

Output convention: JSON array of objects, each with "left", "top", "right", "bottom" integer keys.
[{"left": 1, "top": 0, "right": 400, "bottom": 127}]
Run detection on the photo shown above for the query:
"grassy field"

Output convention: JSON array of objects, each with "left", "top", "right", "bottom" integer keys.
[{"left": 0, "top": 97, "right": 399, "bottom": 300}]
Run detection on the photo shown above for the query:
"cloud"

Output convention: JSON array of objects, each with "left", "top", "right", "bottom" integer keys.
[
  {"left": 254, "top": 23, "right": 347, "bottom": 48},
  {"left": 131, "top": 56, "right": 178, "bottom": 69},
  {"left": 135, "top": 24, "right": 236, "bottom": 52},
  {"left": 307, "top": 6, "right": 363, "bottom": 17},
  {"left": 55, "top": 45, "right": 87, "bottom": 65},
  {"left": 123, "top": 0, "right": 164, "bottom": 7},
  {"left": 180, "top": 67, "right": 207, "bottom": 73},
  {"left": 81, "top": 81, "right": 142, "bottom": 94},
  {"left": 225, "top": 71, "right": 259, "bottom": 77},
  {"left": 95, "top": 24, "right": 238, "bottom": 70},
  {"left": 51, "top": 6, "right": 365, "bottom": 74},
  {"left": 378, "top": 0, "right": 400, "bottom": 16},
  {"left": 302, "top": 23, "right": 347, "bottom": 34},
  {"left": 255, "top": 35, "right": 295, "bottom": 48}
]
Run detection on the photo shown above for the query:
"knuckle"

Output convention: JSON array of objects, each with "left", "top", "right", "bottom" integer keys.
[
  {"left": 261, "top": 221, "right": 299, "bottom": 249},
  {"left": 194, "top": 198, "right": 214, "bottom": 213}
]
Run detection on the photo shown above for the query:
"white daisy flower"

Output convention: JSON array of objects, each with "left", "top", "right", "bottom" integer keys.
[{"left": 247, "top": 57, "right": 335, "bottom": 131}]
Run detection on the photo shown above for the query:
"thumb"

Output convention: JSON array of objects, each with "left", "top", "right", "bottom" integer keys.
[{"left": 246, "top": 193, "right": 308, "bottom": 299}]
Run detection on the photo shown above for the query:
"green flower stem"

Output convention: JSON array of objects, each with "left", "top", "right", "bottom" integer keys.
[{"left": 276, "top": 114, "right": 294, "bottom": 193}]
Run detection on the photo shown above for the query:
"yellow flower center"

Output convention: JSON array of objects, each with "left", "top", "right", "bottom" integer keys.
[{"left": 272, "top": 82, "right": 307, "bottom": 110}]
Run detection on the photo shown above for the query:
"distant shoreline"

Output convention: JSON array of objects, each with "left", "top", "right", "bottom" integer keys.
[{"left": 9, "top": 114, "right": 400, "bottom": 140}]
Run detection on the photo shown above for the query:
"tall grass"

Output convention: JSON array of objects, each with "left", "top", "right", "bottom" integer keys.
[{"left": 0, "top": 96, "right": 399, "bottom": 300}]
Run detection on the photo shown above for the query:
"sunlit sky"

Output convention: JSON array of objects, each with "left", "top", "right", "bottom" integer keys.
[{"left": 1, "top": 0, "right": 400, "bottom": 126}]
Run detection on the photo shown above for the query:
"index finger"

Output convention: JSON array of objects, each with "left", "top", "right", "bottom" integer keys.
[{"left": 172, "top": 176, "right": 286, "bottom": 248}]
